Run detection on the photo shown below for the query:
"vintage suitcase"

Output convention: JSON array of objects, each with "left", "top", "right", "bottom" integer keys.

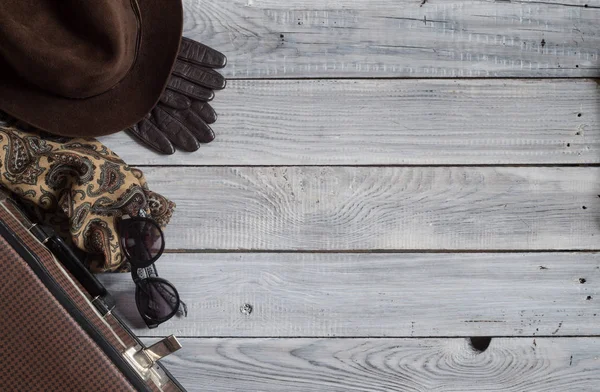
[{"left": 0, "top": 189, "right": 186, "bottom": 391}]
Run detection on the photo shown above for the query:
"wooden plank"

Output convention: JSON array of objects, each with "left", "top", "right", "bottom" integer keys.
[
  {"left": 180, "top": 0, "right": 600, "bottom": 78},
  {"left": 143, "top": 337, "right": 600, "bottom": 391},
  {"left": 99, "top": 253, "right": 600, "bottom": 337},
  {"left": 140, "top": 166, "right": 600, "bottom": 250},
  {"left": 100, "top": 79, "right": 600, "bottom": 166}
]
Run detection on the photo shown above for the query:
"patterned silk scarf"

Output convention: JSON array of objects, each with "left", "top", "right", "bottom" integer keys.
[{"left": 0, "top": 113, "right": 175, "bottom": 272}]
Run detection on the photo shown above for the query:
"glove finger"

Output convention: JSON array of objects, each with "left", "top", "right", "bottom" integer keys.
[
  {"left": 159, "top": 104, "right": 215, "bottom": 144},
  {"left": 191, "top": 101, "right": 218, "bottom": 124},
  {"left": 172, "top": 61, "right": 227, "bottom": 90},
  {"left": 152, "top": 106, "right": 201, "bottom": 152},
  {"left": 178, "top": 37, "right": 227, "bottom": 69},
  {"left": 127, "top": 117, "right": 176, "bottom": 155},
  {"left": 167, "top": 75, "right": 215, "bottom": 101},
  {"left": 159, "top": 89, "right": 192, "bottom": 110}
]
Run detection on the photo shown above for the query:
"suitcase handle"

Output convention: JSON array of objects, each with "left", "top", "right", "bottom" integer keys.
[{"left": 30, "top": 224, "right": 116, "bottom": 316}]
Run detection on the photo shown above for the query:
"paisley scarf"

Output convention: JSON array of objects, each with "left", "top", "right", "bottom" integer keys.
[{"left": 0, "top": 112, "right": 175, "bottom": 272}]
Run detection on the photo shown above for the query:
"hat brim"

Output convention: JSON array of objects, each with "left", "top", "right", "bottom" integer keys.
[{"left": 0, "top": 0, "right": 183, "bottom": 137}]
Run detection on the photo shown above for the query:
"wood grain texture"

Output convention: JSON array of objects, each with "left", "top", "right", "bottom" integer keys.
[
  {"left": 181, "top": 0, "right": 600, "bottom": 78},
  {"left": 143, "top": 337, "right": 600, "bottom": 391},
  {"left": 100, "top": 79, "right": 600, "bottom": 166},
  {"left": 140, "top": 166, "right": 600, "bottom": 250},
  {"left": 100, "top": 253, "right": 600, "bottom": 337}
]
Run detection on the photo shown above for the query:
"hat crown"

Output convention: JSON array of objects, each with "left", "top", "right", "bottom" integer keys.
[{"left": 0, "top": 0, "right": 139, "bottom": 99}]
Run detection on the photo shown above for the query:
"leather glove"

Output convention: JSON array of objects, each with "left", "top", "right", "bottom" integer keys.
[{"left": 127, "top": 37, "right": 227, "bottom": 154}]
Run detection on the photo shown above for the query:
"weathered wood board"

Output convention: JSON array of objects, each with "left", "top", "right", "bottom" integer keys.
[
  {"left": 139, "top": 166, "right": 600, "bottom": 251},
  {"left": 100, "top": 79, "right": 600, "bottom": 166},
  {"left": 100, "top": 253, "right": 600, "bottom": 337},
  {"left": 182, "top": 0, "right": 600, "bottom": 78},
  {"left": 142, "top": 337, "right": 600, "bottom": 392},
  {"left": 96, "top": 3, "right": 600, "bottom": 389}
]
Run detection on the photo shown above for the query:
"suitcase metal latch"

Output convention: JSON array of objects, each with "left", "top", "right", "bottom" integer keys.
[{"left": 124, "top": 335, "right": 182, "bottom": 388}]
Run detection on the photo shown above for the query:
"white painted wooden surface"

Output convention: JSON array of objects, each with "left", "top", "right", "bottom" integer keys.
[
  {"left": 100, "top": 79, "right": 600, "bottom": 166},
  {"left": 182, "top": 0, "right": 600, "bottom": 78},
  {"left": 144, "top": 337, "right": 600, "bottom": 392},
  {"left": 99, "top": 253, "right": 600, "bottom": 337},
  {"left": 99, "top": 1, "right": 600, "bottom": 389},
  {"left": 140, "top": 167, "right": 600, "bottom": 250}
]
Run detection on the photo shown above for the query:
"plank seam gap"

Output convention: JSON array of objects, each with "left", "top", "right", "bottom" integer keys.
[
  {"left": 135, "top": 164, "right": 600, "bottom": 168},
  {"left": 165, "top": 249, "right": 600, "bottom": 254},
  {"left": 139, "top": 335, "right": 600, "bottom": 339},
  {"left": 223, "top": 76, "right": 600, "bottom": 81},
  {"left": 512, "top": 0, "right": 600, "bottom": 9}
]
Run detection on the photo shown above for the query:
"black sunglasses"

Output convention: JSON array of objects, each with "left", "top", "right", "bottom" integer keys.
[{"left": 119, "top": 214, "right": 186, "bottom": 329}]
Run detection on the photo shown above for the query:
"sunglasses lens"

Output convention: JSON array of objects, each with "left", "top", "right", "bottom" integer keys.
[
  {"left": 136, "top": 278, "right": 179, "bottom": 324},
  {"left": 121, "top": 219, "right": 164, "bottom": 266}
]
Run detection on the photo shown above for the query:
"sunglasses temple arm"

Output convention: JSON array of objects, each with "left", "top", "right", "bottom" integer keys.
[
  {"left": 177, "top": 299, "right": 188, "bottom": 317},
  {"left": 143, "top": 264, "right": 187, "bottom": 316},
  {"left": 149, "top": 265, "right": 187, "bottom": 316},
  {"left": 141, "top": 263, "right": 159, "bottom": 278}
]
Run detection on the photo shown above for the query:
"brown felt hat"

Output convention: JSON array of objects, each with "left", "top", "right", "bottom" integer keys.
[{"left": 0, "top": 0, "right": 183, "bottom": 137}]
